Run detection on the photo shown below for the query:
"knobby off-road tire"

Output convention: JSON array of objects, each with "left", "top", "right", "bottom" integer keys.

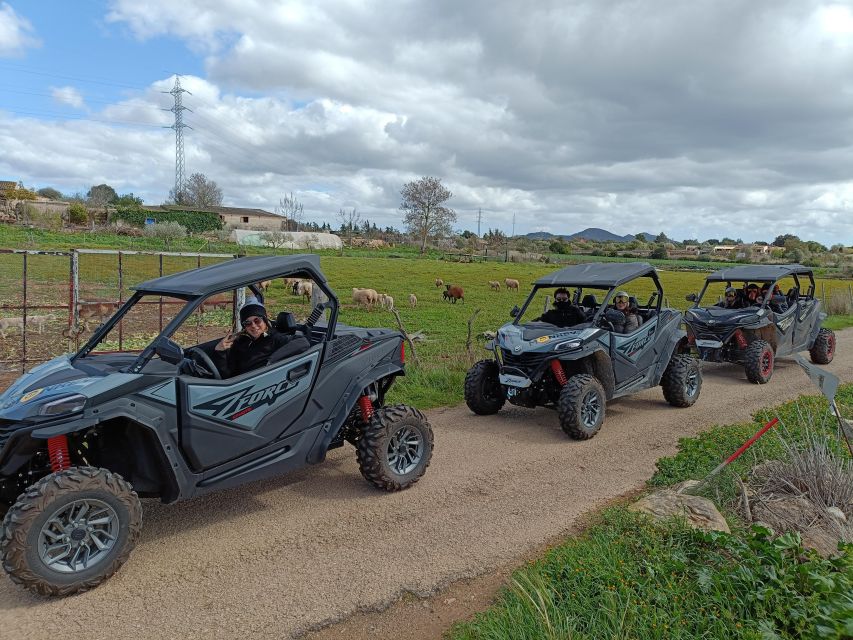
[
  {"left": 744, "top": 339, "right": 774, "bottom": 384},
  {"left": 357, "top": 405, "right": 434, "bottom": 491},
  {"left": 464, "top": 359, "right": 505, "bottom": 415},
  {"left": 558, "top": 374, "right": 606, "bottom": 440},
  {"left": 1, "top": 466, "right": 142, "bottom": 596},
  {"left": 661, "top": 354, "right": 702, "bottom": 407},
  {"left": 809, "top": 328, "right": 836, "bottom": 365}
]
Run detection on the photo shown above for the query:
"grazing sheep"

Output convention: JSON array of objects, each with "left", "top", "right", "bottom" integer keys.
[
  {"left": 282, "top": 277, "right": 300, "bottom": 290},
  {"left": 28, "top": 314, "right": 57, "bottom": 333},
  {"left": 353, "top": 287, "right": 380, "bottom": 308},
  {"left": 258, "top": 280, "right": 272, "bottom": 292},
  {"left": 296, "top": 280, "right": 313, "bottom": 303},
  {"left": 77, "top": 301, "right": 119, "bottom": 330},
  {"left": 0, "top": 317, "right": 25, "bottom": 338},
  {"left": 488, "top": 280, "right": 501, "bottom": 291},
  {"left": 409, "top": 293, "right": 417, "bottom": 308},
  {"left": 379, "top": 294, "right": 395, "bottom": 310},
  {"left": 435, "top": 278, "right": 444, "bottom": 288},
  {"left": 504, "top": 278, "right": 520, "bottom": 291},
  {"left": 444, "top": 284, "right": 465, "bottom": 304}
]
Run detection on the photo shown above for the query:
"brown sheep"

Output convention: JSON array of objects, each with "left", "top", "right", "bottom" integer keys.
[
  {"left": 435, "top": 278, "right": 444, "bottom": 288},
  {"left": 444, "top": 284, "right": 464, "bottom": 304},
  {"left": 504, "top": 278, "right": 520, "bottom": 291},
  {"left": 409, "top": 293, "right": 417, "bottom": 308},
  {"left": 258, "top": 280, "right": 272, "bottom": 292},
  {"left": 488, "top": 280, "right": 501, "bottom": 291}
]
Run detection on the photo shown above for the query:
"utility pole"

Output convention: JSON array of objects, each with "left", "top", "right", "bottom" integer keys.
[
  {"left": 477, "top": 208, "right": 483, "bottom": 237},
  {"left": 512, "top": 212, "right": 516, "bottom": 238},
  {"left": 163, "top": 75, "right": 192, "bottom": 202}
]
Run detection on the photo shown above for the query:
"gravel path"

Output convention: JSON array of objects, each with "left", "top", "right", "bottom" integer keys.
[{"left": 3, "top": 332, "right": 852, "bottom": 640}]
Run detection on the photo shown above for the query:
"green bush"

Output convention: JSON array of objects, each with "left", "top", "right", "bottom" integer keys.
[
  {"left": 113, "top": 206, "right": 222, "bottom": 233},
  {"left": 68, "top": 203, "right": 88, "bottom": 225},
  {"left": 142, "top": 221, "right": 187, "bottom": 248}
]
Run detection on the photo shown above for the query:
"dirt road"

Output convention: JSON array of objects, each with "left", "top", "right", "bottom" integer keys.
[{"left": 3, "top": 332, "right": 852, "bottom": 640}]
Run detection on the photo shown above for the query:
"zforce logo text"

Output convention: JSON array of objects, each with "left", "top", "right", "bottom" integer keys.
[
  {"left": 196, "top": 378, "right": 299, "bottom": 420},
  {"left": 615, "top": 325, "right": 656, "bottom": 358}
]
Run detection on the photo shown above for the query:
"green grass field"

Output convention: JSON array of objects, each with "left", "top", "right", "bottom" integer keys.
[{"left": 0, "top": 225, "right": 851, "bottom": 406}]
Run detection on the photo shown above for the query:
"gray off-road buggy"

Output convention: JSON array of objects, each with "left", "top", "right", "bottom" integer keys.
[
  {"left": 464, "top": 262, "right": 702, "bottom": 439},
  {"left": 683, "top": 264, "right": 836, "bottom": 384},
  {"left": 0, "top": 255, "right": 432, "bottom": 596}
]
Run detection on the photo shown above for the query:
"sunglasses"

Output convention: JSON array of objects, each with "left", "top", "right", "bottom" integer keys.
[
  {"left": 555, "top": 296, "right": 569, "bottom": 302},
  {"left": 242, "top": 317, "right": 265, "bottom": 328},
  {"left": 726, "top": 293, "right": 736, "bottom": 298},
  {"left": 614, "top": 296, "right": 629, "bottom": 303}
]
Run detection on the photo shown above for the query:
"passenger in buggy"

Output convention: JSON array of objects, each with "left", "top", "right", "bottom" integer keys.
[{"left": 210, "top": 301, "right": 309, "bottom": 378}]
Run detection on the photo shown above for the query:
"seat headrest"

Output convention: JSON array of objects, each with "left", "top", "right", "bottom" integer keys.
[
  {"left": 628, "top": 296, "right": 638, "bottom": 308},
  {"left": 275, "top": 311, "right": 297, "bottom": 334},
  {"left": 581, "top": 294, "right": 598, "bottom": 307}
]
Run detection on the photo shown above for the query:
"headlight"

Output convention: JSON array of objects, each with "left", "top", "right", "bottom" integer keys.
[
  {"left": 554, "top": 340, "right": 582, "bottom": 351},
  {"left": 38, "top": 394, "right": 87, "bottom": 417}
]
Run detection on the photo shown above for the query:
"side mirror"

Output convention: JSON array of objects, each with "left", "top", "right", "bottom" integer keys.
[
  {"left": 155, "top": 337, "right": 184, "bottom": 365},
  {"left": 510, "top": 305, "right": 520, "bottom": 318},
  {"left": 685, "top": 293, "right": 697, "bottom": 302}
]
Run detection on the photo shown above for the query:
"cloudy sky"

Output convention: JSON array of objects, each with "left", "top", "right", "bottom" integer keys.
[{"left": 1, "top": 1, "right": 852, "bottom": 244}]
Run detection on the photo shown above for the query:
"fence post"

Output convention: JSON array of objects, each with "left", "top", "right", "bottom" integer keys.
[
  {"left": 71, "top": 250, "right": 79, "bottom": 349},
  {"left": 118, "top": 252, "right": 123, "bottom": 350},
  {"left": 21, "top": 253, "right": 27, "bottom": 373}
]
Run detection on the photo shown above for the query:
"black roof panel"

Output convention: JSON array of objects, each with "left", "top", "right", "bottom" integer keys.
[
  {"left": 132, "top": 255, "right": 325, "bottom": 297},
  {"left": 704, "top": 264, "right": 811, "bottom": 282},
  {"left": 534, "top": 262, "right": 656, "bottom": 288}
]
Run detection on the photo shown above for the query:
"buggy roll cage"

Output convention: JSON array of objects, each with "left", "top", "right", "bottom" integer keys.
[{"left": 690, "top": 271, "right": 816, "bottom": 310}]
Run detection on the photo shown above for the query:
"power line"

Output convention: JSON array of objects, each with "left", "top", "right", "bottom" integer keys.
[
  {"left": 0, "top": 106, "right": 165, "bottom": 128},
  {"left": 0, "top": 63, "right": 150, "bottom": 90}
]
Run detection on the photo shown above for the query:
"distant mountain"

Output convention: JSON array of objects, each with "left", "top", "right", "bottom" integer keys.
[
  {"left": 567, "top": 227, "right": 627, "bottom": 242},
  {"left": 524, "top": 228, "right": 658, "bottom": 242}
]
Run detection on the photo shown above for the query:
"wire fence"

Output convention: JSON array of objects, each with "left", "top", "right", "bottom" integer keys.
[{"left": 0, "top": 249, "right": 236, "bottom": 388}]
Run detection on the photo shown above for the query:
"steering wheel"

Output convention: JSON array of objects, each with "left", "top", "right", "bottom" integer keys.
[
  {"left": 598, "top": 317, "right": 615, "bottom": 332},
  {"left": 185, "top": 347, "right": 221, "bottom": 380}
]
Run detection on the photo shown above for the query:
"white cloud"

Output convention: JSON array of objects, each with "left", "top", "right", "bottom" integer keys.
[
  {"left": 0, "top": 2, "right": 40, "bottom": 57},
  {"left": 1, "top": 1, "right": 850, "bottom": 245},
  {"left": 51, "top": 86, "right": 85, "bottom": 109}
]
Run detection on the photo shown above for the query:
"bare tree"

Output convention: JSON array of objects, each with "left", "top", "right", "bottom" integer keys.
[
  {"left": 400, "top": 176, "right": 456, "bottom": 253},
  {"left": 170, "top": 173, "right": 223, "bottom": 208},
  {"left": 260, "top": 231, "right": 293, "bottom": 249},
  {"left": 336, "top": 207, "right": 361, "bottom": 250},
  {"left": 276, "top": 192, "right": 304, "bottom": 231}
]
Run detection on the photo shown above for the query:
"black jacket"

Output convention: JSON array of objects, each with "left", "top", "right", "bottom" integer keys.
[
  {"left": 536, "top": 304, "right": 586, "bottom": 328},
  {"left": 211, "top": 329, "right": 308, "bottom": 378}
]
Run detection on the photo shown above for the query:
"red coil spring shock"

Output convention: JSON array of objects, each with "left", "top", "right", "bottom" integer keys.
[
  {"left": 733, "top": 329, "right": 748, "bottom": 350},
  {"left": 47, "top": 435, "right": 70, "bottom": 472},
  {"left": 358, "top": 395, "right": 374, "bottom": 424},
  {"left": 550, "top": 359, "right": 568, "bottom": 386}
]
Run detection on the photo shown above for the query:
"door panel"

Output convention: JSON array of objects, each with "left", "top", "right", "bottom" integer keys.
[
  {"left": 178, "top": 346, "right": 321, "bottom": 471},
  {"left": 793, "top": 299, "right": 817, "bottom": 350},
  {"left": 611, "top": 317, "right": 659, "bottom": 385}
]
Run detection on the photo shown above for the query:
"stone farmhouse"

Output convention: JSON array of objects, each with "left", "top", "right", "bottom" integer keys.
[{"left": 142, "top": 205, "right": 287, "bottom": 231}]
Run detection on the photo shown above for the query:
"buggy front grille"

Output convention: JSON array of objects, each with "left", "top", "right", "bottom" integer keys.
[{"left": 501, "top": 349, "right": 550, "bottom": 371}]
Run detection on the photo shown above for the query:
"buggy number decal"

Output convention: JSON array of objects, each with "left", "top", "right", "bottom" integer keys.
[
  {"left": 195, "top": 378, "right": 299, "bottom": 420},
  {"left": 614, "top": 324, "right": 656, "bottom": 359}
]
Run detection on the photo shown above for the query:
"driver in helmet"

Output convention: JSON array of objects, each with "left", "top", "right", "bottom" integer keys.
[
  {"left": 716, "top": 286, "right": 742, "bottom": 309},
  {"left": 211, "top": 300, "right": 309, "bottom": 378},
  {"left": 745, "top": 283, "right": 762, "bottom": 306},
  {"left": 536, "top": 287, "right": 586, "bottom": 327}
]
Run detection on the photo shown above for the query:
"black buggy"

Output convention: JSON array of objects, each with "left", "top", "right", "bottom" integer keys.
[
  {"left": 0, "top": 255, "right": 433, "bottom": 596},
  {"left": 682, "top": 264, "right": 836, "bottom": 383},
  {"left": 464, "top": 262, "right": 702, "bottom": 439}
]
